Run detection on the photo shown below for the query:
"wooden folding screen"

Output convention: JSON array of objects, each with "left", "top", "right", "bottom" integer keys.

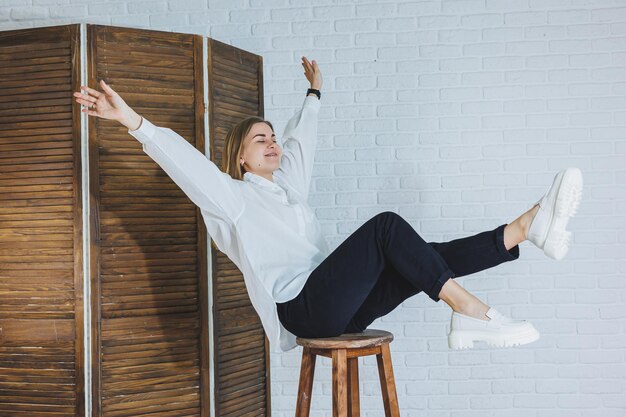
[
  {"left": 0, "top": 25, "right": 84, "bottom": 417},
  {"left": 88, "top": 25, "right": 210, "bottom": 417},
  {"left": 207, "top": 39, "right": 270, "bottom": 417},
  {"left": 0, "top": 24, "right": 270, "bottom": 417}
]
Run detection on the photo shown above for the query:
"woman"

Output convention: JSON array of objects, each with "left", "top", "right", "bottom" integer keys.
[{"left": 73, "top": 57, "right": 583, "bottom": 352}]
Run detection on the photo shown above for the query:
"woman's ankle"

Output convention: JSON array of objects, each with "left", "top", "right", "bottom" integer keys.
[
  {"left": 456, "top": 301, "right": 490, "bottom": 321},
  {"left": 519, "top": 204, "right": 540, "bottom": 241},
  {"left": 504, "top": 204, "right": 540, "bottom": 250},
  {"left": 439, "top": 279, "right": 491, "bottom": 321}
]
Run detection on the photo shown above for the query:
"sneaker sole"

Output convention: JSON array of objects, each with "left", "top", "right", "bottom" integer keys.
[
  {"left": 543, "top": 167, "right": 583, "bottom": 260},
  {"left": 448, "top": 327, "right": 541, "bottom": 350}
]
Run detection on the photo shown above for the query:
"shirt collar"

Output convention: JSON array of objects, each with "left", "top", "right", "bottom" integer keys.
[
  {"left": 243, "top": 171, "right": 281, "bottom": 190},
  {"left": 244, "top": 171, "right": 300, "bottom": 205}
]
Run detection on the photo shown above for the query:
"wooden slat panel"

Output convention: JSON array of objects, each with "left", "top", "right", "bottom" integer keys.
[
  {"left": 0, "top": 24, "right": 84, "bottom": 417},
  {"left": 208, "top": 38, "right": 270, "bottom": 417},
  {"left": 89, "top": 24, "right": 209, "bottom": 417}
]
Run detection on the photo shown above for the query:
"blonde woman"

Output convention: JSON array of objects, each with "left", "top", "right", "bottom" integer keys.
[{"left": 73, "top": 57, "right": 583, "bottom": 352}]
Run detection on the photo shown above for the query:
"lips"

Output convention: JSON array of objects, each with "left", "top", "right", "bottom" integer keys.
[{"left": 265, "top": 153, "right": 278, "bottom": 157}]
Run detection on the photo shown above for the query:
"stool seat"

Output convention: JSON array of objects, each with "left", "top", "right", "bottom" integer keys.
[
  {"left": 293, "top": 329, "right": 400, "bottom": 417},
  {"left": 296, "top": 329, "right": 393, "bottom": 349}
]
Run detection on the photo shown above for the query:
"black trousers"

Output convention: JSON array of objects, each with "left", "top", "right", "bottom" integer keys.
[{"left": 276, "top": 211, "right": 520, "bottom": 338}]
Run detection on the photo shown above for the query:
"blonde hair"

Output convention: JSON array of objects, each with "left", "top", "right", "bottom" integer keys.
[{"left": 221, "top": 116, "right": 274, "bottom": 181}]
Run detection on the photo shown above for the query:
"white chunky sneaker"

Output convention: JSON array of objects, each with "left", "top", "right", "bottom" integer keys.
[
  {"left": 527, "top": 167, "right": 583, "bottom": 260},
  {"left": 448, "top": 307, "right": 540, "bottom": 350}
]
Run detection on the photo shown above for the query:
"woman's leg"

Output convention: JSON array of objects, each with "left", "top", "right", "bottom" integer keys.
[
  {"left": 435, "top": 204, "right": 539, "bottom": 320},
  {"left": 343, "top": 261, "right": 420, "bottom": 333},
  {"left": 277, "top": 208, "right": 537, "bottom": 338},
  {"left": 343, "top": 206, "right": 539, "bottom": 332},
  {"left": 347, "top": 167, "right": 580, "bottom": 331},
  {"left": 276, "top": 211, "right": 455, "bottom": 338},
  {"left": 426, "top": 204, "right": 539, "bottom": 279}
]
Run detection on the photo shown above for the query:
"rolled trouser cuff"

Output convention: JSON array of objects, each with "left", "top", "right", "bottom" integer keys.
[
  {"left": 496, "top": 223, "right": 520, "bottom": 261},
  {"left": 427, "top": 268, "right": 456, "bottom": 302}
]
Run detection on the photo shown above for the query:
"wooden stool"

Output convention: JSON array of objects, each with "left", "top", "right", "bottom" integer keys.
[{"left": 294, "top": 329, "right": 400, "bottom": 417}]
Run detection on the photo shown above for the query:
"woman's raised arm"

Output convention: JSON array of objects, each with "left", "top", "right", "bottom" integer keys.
[
  {"left": 277, "top": 57, "right": 324, "bottom": 199},
  {"left": 73, "top": 81, "right": 245, "bottom": 224}
]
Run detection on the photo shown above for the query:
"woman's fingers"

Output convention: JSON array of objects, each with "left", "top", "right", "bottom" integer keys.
[
  {"left": 73, "top": 92, "right": 97, "bottom": 105},
  {"left": 80, "top": 106, "right": 97, "bottom": 116},
  {"left": 302, "top": 57, "right": 322, "bottom": 89},
  {"left": 303, "top": 56, "right": 316, "bottom": 68},
  {"left": 302, "top": 57, "right": 320, "bottom": 79},
  {"left": 79, "top": 85, "right": 102, "bottom": 98},
  {"left": 75, "top": 99, "right": 97, "bottom": 113},
  {"left": 73, "top": 86, "right": 99, "bottom": 109},
  {"left": 74, "top": 97, "right": 96, "bottom": 109},
  {"left": 100, "top": 79, "right": 115, "bottom": 96},
  {"left": 302, "top": 56, "right": 313, "bottom": 72}
]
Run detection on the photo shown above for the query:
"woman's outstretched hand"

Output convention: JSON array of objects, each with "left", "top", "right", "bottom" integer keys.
[
  {"left": 73, "top": 80, "right": 142, "bottom": 131},
  {"left": 302, "top": 56, "right": 322, "bottom": 91}
]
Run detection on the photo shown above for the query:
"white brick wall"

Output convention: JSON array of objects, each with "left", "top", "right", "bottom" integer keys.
[{"left": 4, "top": 0, "right": 625, "bottom": 415}]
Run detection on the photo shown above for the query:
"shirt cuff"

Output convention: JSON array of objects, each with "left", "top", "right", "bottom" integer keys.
[{"left": 128, "top": 116, "right": 157, "bottom": 144}]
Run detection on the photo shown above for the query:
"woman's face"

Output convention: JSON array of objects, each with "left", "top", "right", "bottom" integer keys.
[{"left": 240, "top": 122, "right": 283, "bottom": 180}]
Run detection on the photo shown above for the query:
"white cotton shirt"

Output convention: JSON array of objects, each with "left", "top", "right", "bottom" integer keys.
[{"left": 127, "top": 94, "right": 330, "bottom": 353}]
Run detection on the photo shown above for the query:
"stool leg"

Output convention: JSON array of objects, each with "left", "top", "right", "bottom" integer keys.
[
  {"left": 347, "top": 357, "right": 360, "bottom": 417},
  {"left": 376, "top": 343, "right": 400, "bottom": 417},
  {"left": 295, "top": 347, "right": 316, "bottom": 417},
  {"left": 332, "top": 349, "right": 348, "bottom": 417}
]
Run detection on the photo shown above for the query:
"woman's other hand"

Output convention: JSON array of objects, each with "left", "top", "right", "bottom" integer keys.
[
  {"left": 302, "top": 56, "right": 322, "bottom": 91},
  {"left": 73, "top": 79, "right": 142, "bottom": 130}
]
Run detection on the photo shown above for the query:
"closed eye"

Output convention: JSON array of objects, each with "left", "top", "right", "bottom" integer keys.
[{"left": 253, "top": 133, "right": 276, "bottom": 140}]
